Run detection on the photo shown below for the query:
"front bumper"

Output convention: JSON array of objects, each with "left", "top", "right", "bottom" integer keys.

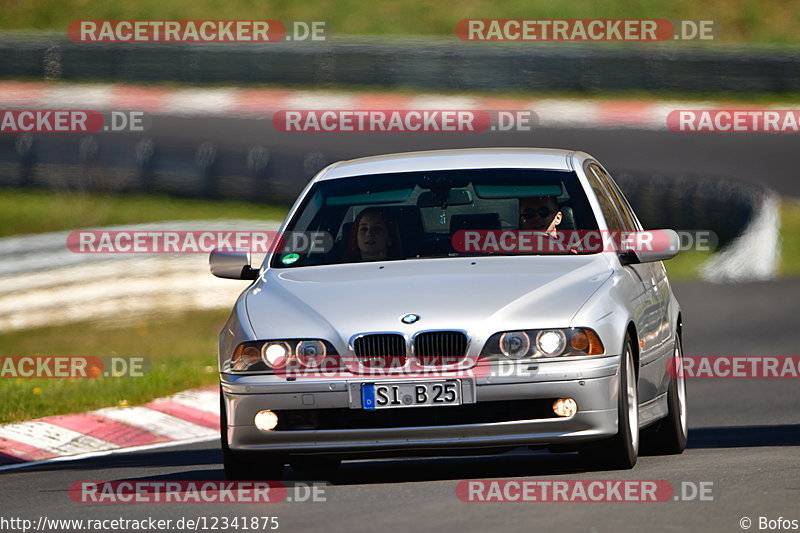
[{"left": 222, "top": 355, "right": 620, "bottom": 454}]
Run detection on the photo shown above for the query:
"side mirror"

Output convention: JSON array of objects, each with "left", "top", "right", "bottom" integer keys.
[
  {"left": 619, "top": 229, "right": 681, "bottom": 265},
  {"left": 210, "top": 248, "right": 259, "bottom": 280}
]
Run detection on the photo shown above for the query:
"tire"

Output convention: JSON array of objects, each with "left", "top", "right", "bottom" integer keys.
[
  {"left": 220, "top": 389, "right": 285, "bottom": 480},
  {"left": 642, "top": 336, "right": 688, "bottom": 455},
  {"left": 580, "top": 337, "right": 639, "bottom": 470}
]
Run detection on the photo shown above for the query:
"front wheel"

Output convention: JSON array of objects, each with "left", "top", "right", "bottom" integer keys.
[
  {"left": 642, "top": 336, "right": 688, "bottom": 455},
  {"left": 580, "top": 338, "right": 639, "bottom": 470}
]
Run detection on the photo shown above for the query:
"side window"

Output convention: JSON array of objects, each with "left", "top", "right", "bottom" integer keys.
[
  {"left": 592, "top": 164, "right": 641, "bottom": 231},
  {"left": 585, "top": 163, "right": 625, "bottom": 232}
]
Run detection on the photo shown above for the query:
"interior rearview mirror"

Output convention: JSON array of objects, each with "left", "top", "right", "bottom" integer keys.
[{"left": 416, "top": 189, "right": 473, "bottom": 208}]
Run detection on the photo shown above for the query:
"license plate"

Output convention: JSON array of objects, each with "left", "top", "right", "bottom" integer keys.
[{"left": 361, "top": 380, "right": 461, "bottom": 410}]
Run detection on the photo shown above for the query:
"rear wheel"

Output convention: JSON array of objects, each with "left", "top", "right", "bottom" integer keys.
[
  {"left": 642, "top": 336, "right": 688, "bottom": 455},
  {"left": 580, "top": 338, "right": 639, "bottom": 470},
  {"left": 220, "top": 389, "right": 285, "bottom": 480}
]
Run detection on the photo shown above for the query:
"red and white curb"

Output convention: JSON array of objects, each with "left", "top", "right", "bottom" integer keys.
[
  {"left": 0, "top": 80, "right": 736, "bottom": 130},
  {"left": 0, "top": 386, "right": 219, "bottom": 468}
]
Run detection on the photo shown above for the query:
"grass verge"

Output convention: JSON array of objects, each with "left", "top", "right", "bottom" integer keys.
[
  {"left": 663, "top": 199, "right": 800, "bottom": 279},
  {"left": 779, "top": 199, "right": 800, "bottom": 277},
  {"left": 663, "top": 250, "right": 714, "bottom": 281},
  {"left": 0, "top": 189, "right": 289, "bottom": 237},
  {"left": 0, "top": 309, "right": 227, "bottom": 424}
]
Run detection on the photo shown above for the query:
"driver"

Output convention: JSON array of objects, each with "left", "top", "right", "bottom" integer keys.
[{"left": 519, "top": 196, "right": 563, "bottom": 237}]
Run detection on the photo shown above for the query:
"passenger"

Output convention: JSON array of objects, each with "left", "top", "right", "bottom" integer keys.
[
  {"left": 519, "top": 196, "right": 563, "bottom": 237},
  {"left": 343, "top": 208, "right": 402, "bottom": 262}
]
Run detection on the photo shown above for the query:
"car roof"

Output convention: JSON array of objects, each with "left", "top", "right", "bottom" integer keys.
[{"left": 318, "top": 148, "right": 576, "bottom": 181}]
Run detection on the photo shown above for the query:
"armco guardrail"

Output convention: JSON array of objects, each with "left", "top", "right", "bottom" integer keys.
[{"left": 1, "top": 33, "right": 800, "bottom": 93}]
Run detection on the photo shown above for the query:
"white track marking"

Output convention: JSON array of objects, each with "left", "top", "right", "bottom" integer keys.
[
  {"left": 92, "top": 407, "right": 216, "bottom": 440},
  {"left": 532, "top": 100, "right": 600, "bottom": 126},
  {"left": 163, "top": 88, "right": 239, "bottom": 115},
  {"left": 163, "top": 389, "right": 220, "bottom": 414},
  {"left": 0, "top": 421, "right": 115, "bottom": 455},
  {"left": 700, "top": 191, "right": 781, "bottom": 282},
  {"left": 42, "top": 84, "right": 114, "bottom": 109},
  {"left": 0, "top": 435, "right": 218, "bottom": 472},
  {"left": 284, "top": 91, "right": 358, "bottom": 109},
  {"left": 406, "top": 95, "right": 481, "bottom": 109},
  {"left": 1, "top": 82, "right": 799, "bottom": 131},
  {"left": 0, "top": 258, "right": 244, "bottom": 331},
  {"left": 0, "top": 220, "right": 279, "bottom": 332}
]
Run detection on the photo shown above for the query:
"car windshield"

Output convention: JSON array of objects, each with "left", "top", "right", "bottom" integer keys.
[{"left": 270, "top": 168, "right": 599, "bottom": 268}]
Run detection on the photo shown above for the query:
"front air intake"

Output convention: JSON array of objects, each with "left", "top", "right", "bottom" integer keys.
[
  {"left": 414, "top": 331, "right": 468, "bottom": 366},
  {"left": 353, "top": 334, "right": 407, "bottom": 369}
]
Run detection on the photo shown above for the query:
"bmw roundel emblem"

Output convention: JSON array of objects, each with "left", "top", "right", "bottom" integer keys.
[{"left": 400, "top": 313, "right": 420, "bottom": 324}]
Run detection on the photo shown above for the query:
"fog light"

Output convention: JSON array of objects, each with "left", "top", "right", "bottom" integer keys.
[
  {"left": 254, "top": 409, "right": 279, "bottom": 431},
  {"left": 553, "top": 398, "right": 577, "bottom": 417}
]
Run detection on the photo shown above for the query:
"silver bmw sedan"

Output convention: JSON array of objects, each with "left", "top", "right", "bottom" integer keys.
[{"left": 211, "top": 148, "right": 687, "bottom": 479}]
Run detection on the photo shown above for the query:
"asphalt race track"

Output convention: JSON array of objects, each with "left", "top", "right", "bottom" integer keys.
[
  {"left": 2, "top": 119, "right": 799, "bottom": 532},
  {"left": 152, "top": 116, "right": 798, "bottom": 197}
]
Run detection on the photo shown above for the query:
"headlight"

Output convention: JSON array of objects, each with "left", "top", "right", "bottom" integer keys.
[
  {"left": 500, "top": 331, "right": 531, "bottom": 359},
  {"left": 536, "top": 330, "right": 566, "bottom": 356},
  {"left": 480, "top": 328, "right": 604, "bottom": 360},
  {"left": 232, "top": 345, "right": 261, "bottom": 371},
  {"left": 228, "top": 339, "right": 337, "bottom": 372},
  {"left": 295, "top": 340, "right": 327, "bottom": 368},
  {"left": 263, "top": 341, "right": 292, "bottom": 368}
]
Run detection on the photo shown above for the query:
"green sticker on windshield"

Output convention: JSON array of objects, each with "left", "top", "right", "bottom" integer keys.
[{"left": 281, "top": 253, "right": 300, "bottom": 265}]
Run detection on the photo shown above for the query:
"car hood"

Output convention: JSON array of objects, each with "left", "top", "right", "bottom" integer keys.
[{"left": 244, "top": 255, "right": 613, "bottom": 348}]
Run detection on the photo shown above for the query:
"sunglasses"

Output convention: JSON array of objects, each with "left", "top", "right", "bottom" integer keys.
[{"left": 520, "top": 207, "right": 555, "bottom": 219}]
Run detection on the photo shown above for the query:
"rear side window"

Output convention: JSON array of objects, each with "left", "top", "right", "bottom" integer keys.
[
  {"left": 589, "top": 163, "right": 642, "bottom": 231},
  {"left": 585, "top": 163, "right": 627, "bottom": 232}
]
